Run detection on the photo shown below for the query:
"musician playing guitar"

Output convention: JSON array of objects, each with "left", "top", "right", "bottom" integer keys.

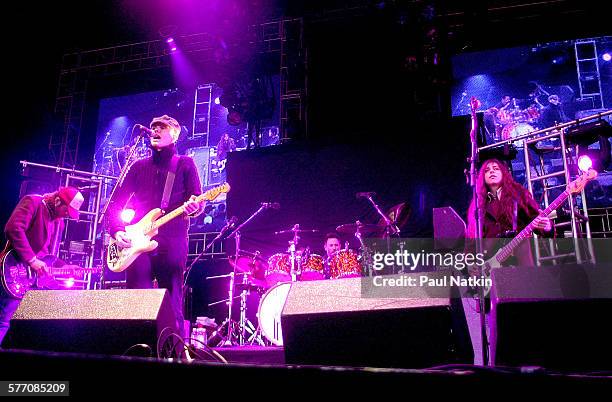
[
  {"left": 1, "top": 186, "right": 84, "bottom": 344},
  {"left": 108, "top": 115, "right": 203, "bottom": 336},
  {"left": 466, "top": 158, "right": 553, "bottom": 269}
]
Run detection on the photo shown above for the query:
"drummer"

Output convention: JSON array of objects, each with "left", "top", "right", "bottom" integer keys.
[{"left": 323, "top": 232, "right": 342, "bottom": 279}]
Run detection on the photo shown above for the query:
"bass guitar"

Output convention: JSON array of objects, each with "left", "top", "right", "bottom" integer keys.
[
  {"left": 1, "top": 249, "right": 100, "bottom": 299},
  {"left": 474, "top": 168, "right": 598, "bottom": 295}
]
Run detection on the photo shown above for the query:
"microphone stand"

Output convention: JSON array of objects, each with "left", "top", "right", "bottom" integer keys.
[
  {"left": 220, "top": 204, "right": 270, "bottom": 345},
  {"left": 182, "top": 220, "right": 234, "bottom": 343},
  {"left": 97, "top": 125, "right": 148, "bottom": 225},
  {"left": 468, "top": 97, "right": 489, "bottom": 366},
  {"left": 363, "top": 194, "right": 400, "bottom": 257}
]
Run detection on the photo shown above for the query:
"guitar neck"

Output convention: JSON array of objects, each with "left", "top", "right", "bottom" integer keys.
[
  {"left": 152, "top": 204, "right": 186, "bottom": 230},
  {"left": 148, "top": 184, "right": 229, "bottom": 232},
  {"left": 495, "top": 190, "right": 569, "bottom": 263}
]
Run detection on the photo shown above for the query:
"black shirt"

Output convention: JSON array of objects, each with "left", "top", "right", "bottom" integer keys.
[{"left": 108, "top": 144, "right": 202, "bottom": 239}]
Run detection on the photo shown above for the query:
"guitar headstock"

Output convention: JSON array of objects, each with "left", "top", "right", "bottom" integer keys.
[
  {"left": 200, "top": 182, "right": 231, "bottom": 202},
  {"left": 568, "top": 168, "right": 598, "bottom": 195}
]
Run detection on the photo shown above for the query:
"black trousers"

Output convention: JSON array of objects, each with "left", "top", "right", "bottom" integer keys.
[{"left": 126, "top": 235, "right": 188, "bottom": 333}]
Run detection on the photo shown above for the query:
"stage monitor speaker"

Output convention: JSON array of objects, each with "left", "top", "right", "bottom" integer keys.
[
  {"left": 433, "top": 206, "right": 466, "bottom": 250},
  {"left": 490, "top": 264, "right": 612, "bottom": 371},
  {"left": 2, "top": 289, "right": 178, "bottom": 356},
  {"left": 281, "top": 273, "right": 473, "bottom": 368}
]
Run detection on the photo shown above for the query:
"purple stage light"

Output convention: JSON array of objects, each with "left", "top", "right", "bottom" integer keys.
[
  {"left": 170, "top": 46, "right": 177, "bottom": 52},
  {"left": 214, "top": 97, "right": 221, "bottom": 105},
  {"left": 166, "top": 37, "right": 174, "bottom": 44},
  {"left": 578, "top": 155, "right": 593, "bottom": 172},
  {"left": 120, "top": 208, "right": 135, "bottom": 223},
  {"left": 65, "top": 278, "right": 75, "bottom": 288},
  {"left": 603, "top": 53, "right": 611, "bottom": 62}
]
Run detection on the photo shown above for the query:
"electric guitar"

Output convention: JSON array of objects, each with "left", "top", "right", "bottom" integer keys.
[
  {"left": 0, "top": 249, "right": 100, "bottom": 299},
  {"left": 106, "top": 182, "right": 231, "bottom": 273},
  {"left": 475, "top": 168, "right": 598, "bottom": 295}
]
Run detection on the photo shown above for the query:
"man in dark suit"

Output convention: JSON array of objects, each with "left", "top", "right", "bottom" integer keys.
[{"left": 1, "top": 186, "right": 84, "bottom": 344}]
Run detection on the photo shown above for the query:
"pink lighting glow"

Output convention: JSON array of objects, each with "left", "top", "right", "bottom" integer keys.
[
  {"left": 578, "top": 155, "right": 593, "bottom": 172},
  {"left": 120, "top": 208, "right": 135, "bottom": 223}
]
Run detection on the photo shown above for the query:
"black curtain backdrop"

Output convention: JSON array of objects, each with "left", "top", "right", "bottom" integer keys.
[{"left": 224, "top": 118, "right": 471, "bottom": 259}]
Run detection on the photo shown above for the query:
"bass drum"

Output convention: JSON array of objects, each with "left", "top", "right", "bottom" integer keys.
[
  {"left": 501, "top": 122, "right": 535, "bottom": 147},
  {"left": 257, "top": 282, "right": 292, "bottom": 346}
]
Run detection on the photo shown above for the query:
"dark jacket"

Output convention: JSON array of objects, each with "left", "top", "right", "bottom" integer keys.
[
  {"left": 4, "top": 195, "right": 64, "bottom": 262},
  {"left": 108, "top": 145, "right": 202, "bottom": 242}
]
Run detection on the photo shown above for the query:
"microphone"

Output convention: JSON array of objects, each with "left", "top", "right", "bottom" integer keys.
[
  {"left": 261, "top": 202, "right": 280, "bottom": 209},
  {"left": 356, "top": 192, "right": 376, "bottom": 199},
  {"left": 134, "top": 124, "right": 154, "bottom": 137}
]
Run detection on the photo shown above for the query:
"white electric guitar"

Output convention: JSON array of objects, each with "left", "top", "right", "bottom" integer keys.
[{"left": 107, "top": 182, "right": 230, "bottom": 273}]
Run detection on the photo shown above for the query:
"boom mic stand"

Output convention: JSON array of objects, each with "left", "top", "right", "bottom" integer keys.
[
  {"left": 96, "top": 125, "right": 148, "bottom": 288},
  {"left": 217, "top": 203, "right": 272, "bottom": 346},
  {"left": 468, "top": 97, "right": 490, "bottom": 366},
  {"left": 360, "top": 193, "right": 400, "bottom": 275}
]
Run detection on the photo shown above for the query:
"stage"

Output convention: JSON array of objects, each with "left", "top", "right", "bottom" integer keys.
[{"left": 1, "top": 348, "right": 610, "bottom": 396}]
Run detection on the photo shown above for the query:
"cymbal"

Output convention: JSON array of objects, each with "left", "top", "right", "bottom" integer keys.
[
  {"left": 228, "top": 251, "right": 267, "bottom": 279},
  {"left": 336, "top": 222, "right": 386, "bottom": 234}
]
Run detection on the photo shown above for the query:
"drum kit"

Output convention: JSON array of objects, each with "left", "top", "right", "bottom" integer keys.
[
  {"left": 206, "top": 222, "right": 371, "bottom": 347},
  {"left": 204, "top": 194, "right": 404, "bottom": 348},
  {"left": 492, "top": 101, "right": 542, "bottom": 146}
]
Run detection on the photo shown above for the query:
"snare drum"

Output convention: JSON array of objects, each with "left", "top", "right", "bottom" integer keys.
[
  {"left": 257, "top": 282, "right": 291, "bottom": 346},
  {"left": 300, "top": 254, "right": 324, "bottom": 281},
  {"left": 266, "top": 253, "right": 291, "bottom": 285},
  {"left": 329, "top": 249, "right": 363, "bottom": 279}
]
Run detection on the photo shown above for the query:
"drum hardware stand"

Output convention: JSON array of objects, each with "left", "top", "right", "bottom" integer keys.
[
  {"left": 218, "top": 203, "right": 275, "bottom": 346},
  {"left": 275, "top": 224, "right": 319, "bottom": 281},
  {"left": 357, "top": 193, "right": 400, "bottom": 270},
  {"left": 288, "top": 224, "right": 301, "bottom": 281},
  {"left": 351, "top": 222, "right": 372, "bottom": 276}
]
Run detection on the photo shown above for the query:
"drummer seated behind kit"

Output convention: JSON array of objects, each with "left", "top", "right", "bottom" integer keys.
[{"left": 323, "top": 232, "right": 342, "bottom": 279}]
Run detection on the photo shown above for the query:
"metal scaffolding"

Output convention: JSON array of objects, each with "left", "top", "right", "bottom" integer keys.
[
  {"left": 478, "top": 109, "right": 612, "bottom": 265},
  {"left": 50, "top": 18, "right": 307, "bottom": 169}
]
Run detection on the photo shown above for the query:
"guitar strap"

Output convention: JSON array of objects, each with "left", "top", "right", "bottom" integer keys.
[{"left": 161, "top": 155, "right": 180, "bottom": 210}]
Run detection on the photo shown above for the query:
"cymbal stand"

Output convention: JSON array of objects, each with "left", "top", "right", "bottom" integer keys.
[
  {"left": 352, "top": 221, "right": 372, "bottom": 276},
  {"left": 222, "top": 204, "right": 272, "bottom": 346},
  {"left": 288, "top": 224, "right": 301, "bottom": 281}
]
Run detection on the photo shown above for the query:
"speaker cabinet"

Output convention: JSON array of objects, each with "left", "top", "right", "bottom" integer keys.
[
  {"left": 281, "top": 274, "right": 472, "bottom": 368},
  {"left": 491, "top": 264, "right": 612, "bottom": 370},
  {"left": 2, "top": 289, "right": 177, "bottom": 356}
]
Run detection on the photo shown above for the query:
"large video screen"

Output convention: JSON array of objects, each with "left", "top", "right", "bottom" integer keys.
[
  {"left": 94, "top": 79, "right": 280, "bottom": 232},
  {"left": 451, "top": 36, "right": 611, "bottom": 141},
  {"left": 451, "top": 36, "right": 612, "bottom": 209}
]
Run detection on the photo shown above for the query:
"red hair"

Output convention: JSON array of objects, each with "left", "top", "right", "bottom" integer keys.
[{"left": 466, "top": 159, "right": 539, "bottom": 238}]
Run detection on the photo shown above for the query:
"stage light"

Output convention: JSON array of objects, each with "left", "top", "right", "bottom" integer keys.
[
  {"left": 578, "top": 155, "right": 593, "bottom": 172},
  {"left": 166, "top": 37, "right": 174, "bottom": 44},
  {"left": 214, "top": 97, "right": 221, "bottom": 105},
  {"left": 120, "top": 208, "right": 135, "bottom": 223},
  {"left": 64, "top": 278, "right": 75, "bottom": 288},
  {"left": 170, "top": 46, "right": 177, "bottom": 52},
  {"left": 603, "top": 53, "right": 611, "bottom": 62}
]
